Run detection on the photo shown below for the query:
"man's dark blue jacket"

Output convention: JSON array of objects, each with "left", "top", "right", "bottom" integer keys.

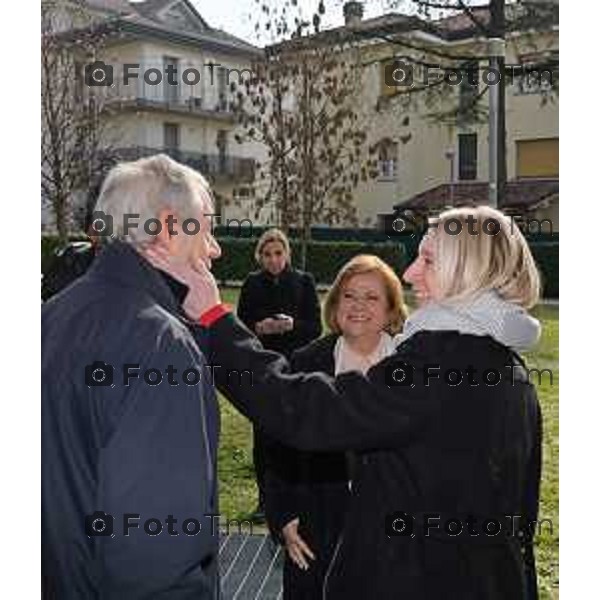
[{"left": 42, "top": 241, "right": 220, "bottom": 599}]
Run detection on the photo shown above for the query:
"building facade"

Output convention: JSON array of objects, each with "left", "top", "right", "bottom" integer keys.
[
  {"left": 346, "top": 3, "right": 558, "bottom": 230},
  {"left": 256, "top": 2, "right": 558, "bottom": 231},
  {"left": 42, "top": 0, "right": 265, "bottom": 232}
]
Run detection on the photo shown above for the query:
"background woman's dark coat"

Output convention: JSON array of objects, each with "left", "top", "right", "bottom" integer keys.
[
  {"left": 236, "top": 265, "right": 323, "bottom": 513},
  {"left": 237, "top": 266, "right": 322, "bottom": 358},
  {"left": 264, "top": 334, "right": 350, "bottom": 600}
]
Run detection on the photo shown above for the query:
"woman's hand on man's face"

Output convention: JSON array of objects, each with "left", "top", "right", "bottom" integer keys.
[{"left": 142, "top": 243, "right": 221, "bottom": 319}]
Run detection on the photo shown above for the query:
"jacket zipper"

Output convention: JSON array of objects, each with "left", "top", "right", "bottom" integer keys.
[{"left": 322, "top": 534, "right": 343, "bottom": 600}]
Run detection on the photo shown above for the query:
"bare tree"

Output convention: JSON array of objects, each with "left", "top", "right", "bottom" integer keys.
[
  {"left": 232, "top": 0, "right": 392, "bottom": 267},
  {"left": 41, "top": 0, "right": 118, "bottom": 239}
]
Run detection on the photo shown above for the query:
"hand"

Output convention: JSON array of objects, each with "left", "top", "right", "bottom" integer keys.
[
  {"left": 282, "top": 518, "right": 315, "bottom": 571},
  {"left": 277, "top": 315, "right": 294, "bottom": 332},
  {"left": 255, "top": 318, "right": 280, "bottom": 335},
  {"left": 141, "top": 244, "right": 221, "bottom": 319}
]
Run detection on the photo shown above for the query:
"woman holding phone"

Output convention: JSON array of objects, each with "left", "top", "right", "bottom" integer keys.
[
  {"left": 149, "top": 206, "right": 543, "bottom": 600},
  {"left": 237, "top": 228, "right": 322, "bottom": 521}
]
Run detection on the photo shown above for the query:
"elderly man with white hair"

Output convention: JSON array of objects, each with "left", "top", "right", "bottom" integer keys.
[{"left": 42, "top": 155, "right": 222, "bottom": 599}]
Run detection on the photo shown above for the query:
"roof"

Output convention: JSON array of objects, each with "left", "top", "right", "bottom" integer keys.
[
  {"left": 82, "top": 0, "right": 134, "bottom": 14},
  {"left": 129, "top": 0, "right": 208, "bottom": 28},
  {"left": 433, "top": 2, "right": 558, "bottom": 40},
  {"left": 77, "top": 0, "right": 260, "bottom": 56},
  {"left": 395, "top": 178, "right": 559, "bottom": 212}
]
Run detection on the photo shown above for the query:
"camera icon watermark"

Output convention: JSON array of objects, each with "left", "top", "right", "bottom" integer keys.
[
  {"left": 385, "top": 361, "right": 415, "bottom": 387},
  {"left": 84, "top": 61, "right": 114, "bottom": 87},
  {"left": 385, "top": 59, "right": 414, "bottom": 87},
  {"left": 85, "top": 511, "right": 114, "bottom": 537},
  {"left": 385, "top": 511, "right": 415, "bottom": 537},
  {"left": 85, "top": 361, "right": 114, "bottom": 387},
  {"left": 89, "top": 210, "right": 114, "bottom": 237},
  {"left": 379, "top": 209, "right": 426, "bottom": 241}
]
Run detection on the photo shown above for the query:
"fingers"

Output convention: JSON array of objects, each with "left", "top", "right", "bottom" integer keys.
[
  {"left": 285, "top": 534, "right": 316, "bottom": 571},
  {"left": 288, "top": 542, "right": 310, "bottom": 571},
  {"left": 295, "top": 535, "right": 316, "bottom": 562}
]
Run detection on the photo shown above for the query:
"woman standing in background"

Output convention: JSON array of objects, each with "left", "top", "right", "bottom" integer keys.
[{"left": 237, "top": 228, "right": 322, "bottom": 521}]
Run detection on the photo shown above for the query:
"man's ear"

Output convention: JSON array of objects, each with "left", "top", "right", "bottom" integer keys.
[{"left": 154, "top": 208, "right": 179, "bottom": 250}]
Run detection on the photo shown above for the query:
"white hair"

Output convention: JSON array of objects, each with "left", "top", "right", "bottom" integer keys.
[{"left": 94, "top": 153, "right": 213, "bottom": 246}]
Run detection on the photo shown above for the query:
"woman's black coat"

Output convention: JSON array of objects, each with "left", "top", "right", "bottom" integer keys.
[
  {"left": 237, "top": 266, "right": 322, "bottom": 358},
  {"left": 207, "top": 314, "right": 542, "bottom": 600},
  {"left": 264, "top": 335, "right": 350, "bottom": 599}
]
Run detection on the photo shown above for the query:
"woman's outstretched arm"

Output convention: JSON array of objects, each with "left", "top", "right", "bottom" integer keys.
[{"left": 203, "top": 311, "right": 437, "bottom": 453}]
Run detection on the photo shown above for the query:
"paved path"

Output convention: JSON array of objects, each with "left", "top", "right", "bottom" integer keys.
[{"left": 219, "top": 533, "right": 284, "bottom": 600}]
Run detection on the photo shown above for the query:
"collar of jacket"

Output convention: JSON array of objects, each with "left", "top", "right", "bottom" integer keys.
[
  {"left": 260, "top": 264, "right": 293, "bottom": 284},
  {"left": 90, "top": 239, "right": 189, "bottom": 313}
]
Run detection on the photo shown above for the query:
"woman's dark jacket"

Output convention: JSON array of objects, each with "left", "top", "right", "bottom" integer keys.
[
  {"left": 206, "top": 314, "right": 542, "bottom": 600},
  {"left": 264, "top": 335, "right": 350, "bottom": 595},
  {"left": 237, "top": 266, "right": 322, "bottom": 357}
]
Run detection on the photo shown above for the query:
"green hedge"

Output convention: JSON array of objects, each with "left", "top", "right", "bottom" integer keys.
[
  {"left": 529, "top": 242, "right": 559, "bottom": 299},
  {"left": 41, "top": 235, "right": 557, "bottom": 297},
  {"left": 213, "top": 238, "right": 406, "bottom": 283}
]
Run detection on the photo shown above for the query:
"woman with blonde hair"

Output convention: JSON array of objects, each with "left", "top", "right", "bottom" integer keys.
[
  {"left": 265, "top": 255, "right": 406, "bottom": 599},
  {"left": 237, "top": 228, "right": 322, "bottom": 521},
  {"left": 149, "top": 205, "right": 543, "bottom": 599}
]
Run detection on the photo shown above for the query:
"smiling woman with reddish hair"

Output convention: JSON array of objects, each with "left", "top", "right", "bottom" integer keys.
[{"left": 265, "top": 255, "right": 406, "bottom": 600}]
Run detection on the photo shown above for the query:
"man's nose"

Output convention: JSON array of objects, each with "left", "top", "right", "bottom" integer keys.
[
  {"left": 403, "top": 261, "right": 419, "bottom": 285},
  {"left": 208, "top": 235, "right": 221, "bottom": 259}
]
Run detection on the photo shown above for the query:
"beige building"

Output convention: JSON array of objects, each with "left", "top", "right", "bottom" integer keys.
[
  {"left": 42, "top": 0, "right": 265, "bottom": 231},
  {"left": 43, "top": 1, "right": 558, "bottom": 233},
  {"left": 256, "top": 1, "right": 558, "bottom": 232},
  {"left": 351, "top": 2, "right": 559, "bottom": 230}
]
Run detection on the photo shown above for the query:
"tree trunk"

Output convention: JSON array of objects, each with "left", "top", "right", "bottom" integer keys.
[{"left": 54, "top": 194, "right": 69, "bottom": 243}]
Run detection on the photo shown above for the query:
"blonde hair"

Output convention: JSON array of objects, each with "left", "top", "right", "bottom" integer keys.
[
  {"left": 254, "top": 228, "right": 291, "bottom": 265},
  {"left": 95, "top": 154, "right": 213, "bottom": 246},
  {"left": 324, "top": 254, "right": 407, "bottom": 335},
  {"left": 428, "top": 205, "right": 541, "bottom": 308}
]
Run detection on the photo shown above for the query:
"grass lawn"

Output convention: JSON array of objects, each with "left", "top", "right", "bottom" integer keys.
[{"left": 216, "top": 288, "right": 559, "bottom": 598}]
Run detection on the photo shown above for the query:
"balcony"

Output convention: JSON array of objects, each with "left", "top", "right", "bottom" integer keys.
[
  {"left": 114, "top": 146, "right": 255, "bottom": 183},
  {"left": 104, "top": 94, "right": 236, "bottom": 122},
  {"left": 98, "top": 73, "right": 237, "bottom": 121}
]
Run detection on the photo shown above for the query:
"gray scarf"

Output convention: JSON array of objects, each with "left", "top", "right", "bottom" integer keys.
[{"left": 395, "top": 290, "right": 541, "bottom": 352}]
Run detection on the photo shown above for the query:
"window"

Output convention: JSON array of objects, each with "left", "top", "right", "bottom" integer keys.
[
  {"left": 458, "top": 133, "right": 477, "bottom": 181},
  {"left": 163, "top": 123, "right": 180, "bottom": 153},
  {"left": 163, "top": 56, "right": 180, "bottom": 104},
  {"left": 378, "top": 139, "right": 398, "bottom": 180},
  {"left": 233, "top": 186, "right": 255, "bottom": 201},
  {"left": 516, "top": 138, "right": 558, "bottom": 178}
]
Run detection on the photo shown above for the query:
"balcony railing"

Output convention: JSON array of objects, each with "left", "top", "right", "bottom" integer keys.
[
  {"left": 94, "top": 71, "right": 236, "bottom": 120},
  {"left": 104, "top": 94, "right": 236, "bottom": 121},
  {"left": 114, "top": 146, "right": 255, "bottom": 182}
]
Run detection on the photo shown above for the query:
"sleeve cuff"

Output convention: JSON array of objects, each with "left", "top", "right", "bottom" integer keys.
[{"left": 198, "top": 303, "right": 233, "bottom": 327}]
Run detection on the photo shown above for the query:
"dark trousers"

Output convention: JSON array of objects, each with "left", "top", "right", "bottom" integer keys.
[{"left": 282, "top": 517, "right": 342, "bottom": 600}]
